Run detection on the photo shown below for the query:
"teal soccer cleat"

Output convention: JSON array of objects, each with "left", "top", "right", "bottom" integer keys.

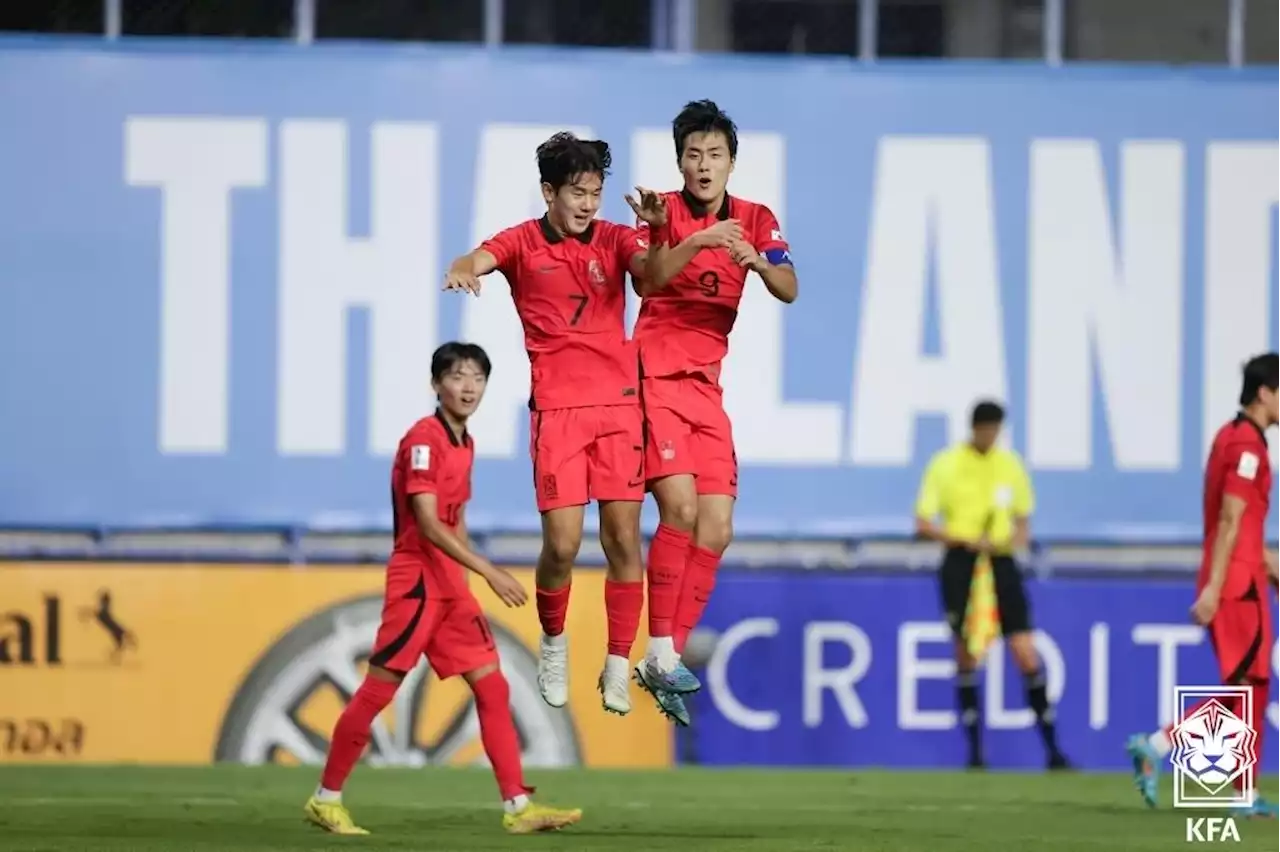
[
  {"left": 1124, "top": 734, "right": 1160, "bottom": 808},
  {"left": 634, "top": 663, "right": 692, "bottom": 727},
  {"left": 1240, "top": 796, "right": 1279, "bottom": 818}
]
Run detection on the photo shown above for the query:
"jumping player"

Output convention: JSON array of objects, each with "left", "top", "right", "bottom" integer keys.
[
  {"left": 304, "top": 342, "right": 582, "bottom": 836},
  {"left": 443, "top": 134, "right": 649, "bottom": 716},
  {"left": 1126, "top": 352, "right": 1279, "bottom": 817},
  {"left": 624, "top": 100, "right": 798, "bottom": 725}
]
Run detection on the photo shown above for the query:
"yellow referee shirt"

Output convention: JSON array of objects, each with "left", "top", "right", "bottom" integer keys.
[{"left": 914, "top": 443, "right": 1034, "bottom": 552}]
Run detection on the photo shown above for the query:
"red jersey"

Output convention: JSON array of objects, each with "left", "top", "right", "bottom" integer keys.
[
  {"left": 633, "top": 190, "right": 790, "bottom": 382},
  {"left": 481, "top": 216, "right": 646, "bottom": 411},
  {"left": 1199, "top": 414, "right": 1272, "bottom": 598},
  {"left": 390, "top": 410, "right": 474, "bottom": 599}
]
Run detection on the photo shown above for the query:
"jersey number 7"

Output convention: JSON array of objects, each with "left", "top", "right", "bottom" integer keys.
[{"left": 568, "top": 294, "right": 588, "bottom": 325}]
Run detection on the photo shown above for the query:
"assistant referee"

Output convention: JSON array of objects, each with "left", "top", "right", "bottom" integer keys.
[{"left": 914, "top": 400, "right": 1070, "bottom": 771}]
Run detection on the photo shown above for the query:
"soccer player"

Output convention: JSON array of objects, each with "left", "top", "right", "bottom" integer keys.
[
  {"left": 303, "top": 342, "right": 582, "bottom": 836},
  {"left": 624, "top": 100, "right": 798, "bottom": 726},
  {"left": 914, "top": 400, "right": 1070, "bottom": 770},
  {"left": 443, "top": 134, "right": 648, "bottom": 716},
  {"left": 1126, "top": 352, "right": 1279, "bottom": 817}
]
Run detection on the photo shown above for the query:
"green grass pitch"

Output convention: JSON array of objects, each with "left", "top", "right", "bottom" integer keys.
[{"left": 0, "top": 766, "right": 1274, "bottom": 851}]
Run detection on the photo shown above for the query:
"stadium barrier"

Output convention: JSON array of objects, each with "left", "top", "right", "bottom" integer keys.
[
  {"left": 0, "top": 563, "right": 671, "bottom": 767},
  {"left": 688, "top": 571, "right": 1279, "bottom": 772}
]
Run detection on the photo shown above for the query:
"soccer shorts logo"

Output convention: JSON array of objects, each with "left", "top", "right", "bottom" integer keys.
[
  {"left": 541, "top": 474, "right": 558, "bottom": 500},
  {"left": 1170, "top": 685, "right": 1258, "bottom": 809}
]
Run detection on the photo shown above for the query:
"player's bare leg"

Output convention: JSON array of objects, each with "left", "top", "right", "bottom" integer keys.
[
  {"left": 535, "top": 505, "right": 584, "bottom": 708},
  {"left": 304, "top": 664, "right": 404, "bottom": 835},
  {"left": 459, "top": 663, "right": 583, "bottom": 833},
  {"left": 597, "top": 500, "right": 645, "bottom": 715},
  {"left": 952, "top": 641, "right": 984, "bottom": 769},
  {"left": 1006, "top": 631, "right": 1069, "bottom": 769}
]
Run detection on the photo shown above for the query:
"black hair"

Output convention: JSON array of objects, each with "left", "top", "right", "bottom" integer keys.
[
  {"left": 431, "top": 341, "right": 492, "bottom": 383},
  {"left": 971, "top": 400, "right": 1006, "bottom": 428},
  {"left": 673, "top": 99, "right": 739, "bottom": 160},
  {"left": 536, "top": 132, "right": 611, "bottom": 192},
  {"left": 1239, "top": 352, "right": 1279, "bottom": 406}
]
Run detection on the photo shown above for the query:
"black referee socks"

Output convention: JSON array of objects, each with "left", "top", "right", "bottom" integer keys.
[
  {"left": 1023, "top": 668, "right": 1060, "bottom": 753},
  {"left": 956, "top": 670, "right": 982, "bottom": 765}
]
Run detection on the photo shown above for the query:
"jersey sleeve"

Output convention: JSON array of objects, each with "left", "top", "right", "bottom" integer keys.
[
  {"left": 612, "top": 223, "right": 648, "bottom": 272},
  {"left": 1220, "top": 439, "right": 1265, "bottom": 503},
  {"left": 478, "top": 224, "right": 523, "bottom": 276},
  {"left": 403, "top": 428, "right": 448, "bottom": 497},
  {"left": 1009, "top": 453, "right": 1035, "bottom": 516},
  {"left": 915, "top": 453, "right": 945, "bottom": 519},
  {"left": 753, "top": 205, "right": 792, "bottom": 266}
]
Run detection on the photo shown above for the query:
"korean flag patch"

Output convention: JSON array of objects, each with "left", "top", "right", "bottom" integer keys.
[
  {"left": 1237, "top": 451, "right": 1259, "bottom": 480},
  {"left": 411, "top": 445, "right": 431, "bottom": 471}
]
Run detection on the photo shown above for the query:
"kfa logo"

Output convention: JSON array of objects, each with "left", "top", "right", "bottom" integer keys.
[
  {"left": 1184, "top": 818, "right": 1241, "bottom": 843},
  {"left": 1171, "top": 685, "right": 1256, "bottom": 843},
  {"left": 0, "top": 589, "right": 138, "bottom": 666}
]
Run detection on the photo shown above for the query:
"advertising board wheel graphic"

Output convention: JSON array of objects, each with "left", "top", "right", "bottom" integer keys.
[{"left": 214, "top": 595, "right": 582, "bottom": 768}]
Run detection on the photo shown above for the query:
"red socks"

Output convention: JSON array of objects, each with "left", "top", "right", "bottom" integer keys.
[
  {"left": 472, "top": 670, "right": 531, "bottom": 801},
  {"left": 535, "top": 584, "right": 571, "bottom": 636},
  {"left": 673, "top": 545, "right": 721, "bottom": 654},
  {"left": 604, "top": 579, "right": 644, "bottom": 658},
  {"left": 646, "top": 523, "right": 690, "bottom": 638},
  {"left": 320, "top": 676, "right": 398, "bottom": 791}
]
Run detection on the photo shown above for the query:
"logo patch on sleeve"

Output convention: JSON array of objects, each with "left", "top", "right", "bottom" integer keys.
[
  {"left": 1237, "top": 451, "right": 1259, "bottom": 480},
  {"left": 411, "top": 445, "right": 431, "bottom": 471}
]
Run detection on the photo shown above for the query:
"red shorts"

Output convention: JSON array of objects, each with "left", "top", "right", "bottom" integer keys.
[
  {"left": 642, "top": 375, "right": 737, "bottom": 497},
  {"left": 529, "top": 405, "right": 645, "bottom": 512},
  {"left": 369, "top": 560, "right": 497, "bottom": 678},
  {"left": 1208, "top": 589, "right": 1273, "bottom": 683}
]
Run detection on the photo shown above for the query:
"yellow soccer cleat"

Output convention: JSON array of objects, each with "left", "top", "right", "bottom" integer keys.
[
  {"left": 304, "top": 795, "right": 370, "bottom": 836},
  {"left": 502, "top": 801, "right": 583, "bottom": 835}
]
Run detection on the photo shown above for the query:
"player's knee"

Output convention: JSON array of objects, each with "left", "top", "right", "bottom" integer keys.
[
  {"left": 599, "top": 519, "right": 642, "bottom": 570},
  {"left": 539, "top": 529, "right": 581, "bottom": 571},
  {"left": 694, "top": 513, "right": 733, "bottom": 554},
  {"left": 466, "top": 667, "right": 509, "bottom": 707},
  {"left": 658, "top": 497, "right": 698, "bottom": 532}
]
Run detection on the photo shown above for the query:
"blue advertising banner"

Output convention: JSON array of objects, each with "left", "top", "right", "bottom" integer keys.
[
  {"left": 686, "top": 571, "right": 1279, "bottom": 771},
  {"left": 0, "top": 39, "right": 1276, "bottom": 539}
]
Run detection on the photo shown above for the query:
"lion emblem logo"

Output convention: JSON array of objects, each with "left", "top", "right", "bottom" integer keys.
[{"left": 1169, "top": 698, "right": 1257, "bottom": 794}]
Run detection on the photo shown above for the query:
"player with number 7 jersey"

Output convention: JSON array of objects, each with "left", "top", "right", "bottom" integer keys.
[{"left": 442, "top": 132, "right": 651, "bottom": 718}]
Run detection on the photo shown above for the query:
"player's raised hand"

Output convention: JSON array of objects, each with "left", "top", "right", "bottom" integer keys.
[
  {"left": 484, "top": 566, "right": 528, "bottom": 608},
  {"left": 624, "top": 186, "right": 668, "bottom": 226},
  {"left": 693, "top": 218, "right": 743, "bottom": 249},
  {"left": 444, "top": 269, "right": 482, "bottom": 296},
  {"left": 1190, "top": 586, "right": 1220, "bottom": 626}
]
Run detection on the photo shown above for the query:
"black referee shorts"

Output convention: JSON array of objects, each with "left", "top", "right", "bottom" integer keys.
[{"left": 938, "top": 546, "right": 1033, "bottom": 640}]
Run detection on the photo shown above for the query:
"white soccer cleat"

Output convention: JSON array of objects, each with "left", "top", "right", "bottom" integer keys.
[
  {"left": 538, "top": 633, "right": 569, "bottom": 708},
  {"left": 597, "top": 654, "right": 632, "bottom": 716}
]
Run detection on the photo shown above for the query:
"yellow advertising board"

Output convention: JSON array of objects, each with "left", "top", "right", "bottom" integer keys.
[{"left": 0, "top": 563, "right": 672, "bottom": 768}]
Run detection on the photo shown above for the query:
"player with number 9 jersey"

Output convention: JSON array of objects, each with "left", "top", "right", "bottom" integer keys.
[{"left": 623, "top": 100, "right": 800, "bottom": 727}]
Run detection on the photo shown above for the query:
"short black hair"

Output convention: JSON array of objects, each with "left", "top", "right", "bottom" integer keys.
[
  {"left": 1239, "top": 352, "right": 1279, "bottom": 406},
  {"left": 971, "top": 400, "right": 1006, "bottom": 427},
  {"left": 431, "top": 342, "right": 491, "bottom": 383},
  {"left": 672, "top": 99, "right": 739, "bottom": 160},
  {"left": 536, "top": 132, "right": 611, "bottom": 192}
]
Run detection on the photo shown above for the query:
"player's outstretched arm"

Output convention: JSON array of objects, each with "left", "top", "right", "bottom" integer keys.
[
  {"left": 1265, "top": 550, "right": 1278, "bottom": 589},
  {"left": 443, "top": 250, "right": 499, "bottom": 296},
  {"left": 409, "top": 494, "right": 527, "bottom": 607}
]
